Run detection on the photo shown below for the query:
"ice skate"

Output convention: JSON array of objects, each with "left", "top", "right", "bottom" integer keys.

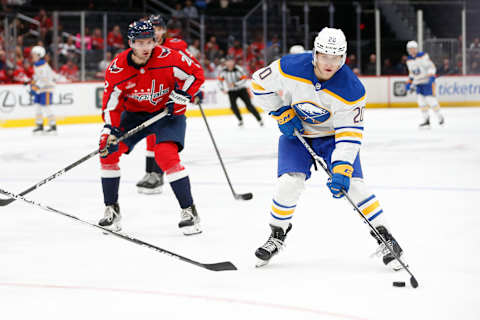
[
  {"left": 32, "top": 124, "right": 44, "bottom": 135},
  {"left": 370, "top": 225, "right": 406, "bottom": 271},
  {"left": 98, "top": 203, "right": 121, "bottom": 232},
  {"left": 255, "top": 223, "right": 292, "bottom": 267},
  {"left": 44, "top": 124, "right": 57, "bottom": 135},
  {"left": 136, "top": 172, "right": 163, "bottom": 194},
  {"left": 419, "top": 118, "right": 430, "bottom": 129},
  {"left": 439, "top": 116, "right": 445, "bottom": 126},
  {"left": 178, "top": 204, "right": 202, "bottom": 235}
]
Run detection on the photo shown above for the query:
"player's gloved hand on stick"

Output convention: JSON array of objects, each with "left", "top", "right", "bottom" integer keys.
[
  {"left": 427, "top": 76, "right": 435, "bottom": 85},
  {"left": 166, "top": 88, "right": 191, "bottom": 118},
  {"left": 405, "top": 82, "right": 413, "bottom": 93},
  {"left": 270, "top": 106, "right": 304, "bottom": 139},
  {"left": 193, "top": 90, "right": 203, "bottom": 104},
  {"left": 99, "top": 125, "right": 122, "bottom": 158},
  {"left": 327, "top": 161, "right": 353, "bottom": 198}
]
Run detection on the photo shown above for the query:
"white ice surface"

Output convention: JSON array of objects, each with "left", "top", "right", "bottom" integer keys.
[{"left": 0, "top": 107, "right": 479, "bottom": 320}]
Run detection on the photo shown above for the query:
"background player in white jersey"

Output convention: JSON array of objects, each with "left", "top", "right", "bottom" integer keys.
[
  {"left": 405, "top": 40, "right": 445, "bottom": 128},
  {"left": 251, "top": 27, "right": 406, "bottom": 270},
  {"left": 30, "top": 46, "right": 59, "bottom": 134}
]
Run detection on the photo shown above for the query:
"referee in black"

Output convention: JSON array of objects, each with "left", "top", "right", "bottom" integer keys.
[{"left": 218, "top": 56, "right": 263, "bottom": 127}]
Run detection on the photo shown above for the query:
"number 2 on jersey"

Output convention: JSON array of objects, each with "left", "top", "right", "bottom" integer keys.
[{"left": 353, "top": 106, "right": 364, "bottom": 123}]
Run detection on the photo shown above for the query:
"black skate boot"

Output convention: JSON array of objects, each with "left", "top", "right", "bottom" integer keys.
[
  {"left": 439, "top": 116, "right": 445, "bottom": 126},
  {"left": 178, "top": 204, "right": 201, "bottom": 235},
  {"left": 32, "top": 124, "right": 43, "bottom": 134},
  {"left": 136, "top": 172, "right": 164, "bottom": 194},
  {"left": 98, "top": 203, "right": 121, "bottom": 232},
  {"left": 370, "top": 225, "right": 406, "bottom": 271},
  {"left": 255, "top": 223, "right": 292, "bottom": 267},
  {"left": 45, "top": 124, "right": 57, "bottom": 135},
  {"left": 419, "top": 118, "right": 430, "bottom": 128}
]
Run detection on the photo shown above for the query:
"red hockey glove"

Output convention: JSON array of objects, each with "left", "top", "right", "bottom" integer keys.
[{"left": 99, "top": 125, "right": 122, "bottom": 158}]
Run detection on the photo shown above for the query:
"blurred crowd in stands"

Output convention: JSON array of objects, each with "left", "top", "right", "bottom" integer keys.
[{"left": 1, "top": 2, "right": 480, "bottom": 84}]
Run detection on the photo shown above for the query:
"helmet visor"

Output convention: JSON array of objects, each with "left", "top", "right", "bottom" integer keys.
[{"left": 316, "top": 53, "right": 343, "bottom": 66}]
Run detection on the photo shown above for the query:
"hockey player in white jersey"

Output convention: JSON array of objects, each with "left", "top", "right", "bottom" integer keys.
[
  {"left": 30, "top": 45, "right": 58, "bottom": 134},
  {"left": 405, "top": 40, "right": 445, "bottom": 127},
  {"left": 251, "top": 27, "right": 406, "bottom": 270}
]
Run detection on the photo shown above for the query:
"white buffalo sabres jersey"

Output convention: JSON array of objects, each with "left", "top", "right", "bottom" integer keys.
[
  {"left": 32, "top": 59, "right": 57, "bottom": 92},
  {"left": 406, "top": 52, "right": 436, "bottom": 85},
  {"left": 251, "top": 53, "right": 366, "bottom": 165}
]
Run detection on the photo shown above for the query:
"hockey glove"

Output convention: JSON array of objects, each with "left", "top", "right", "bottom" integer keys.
[
  {"left": 166, "top": 88, "right": 191, "bottom": 118},
  {"left": 427, "top": 76, "right": 435, "bottom": 85},
  {"left": 99, "top": 125, "right": 122, "bottom": 158},
  {"left": 327, "top": 161, "right": 353, "bottom": 198},
  {"left": 270, "top": 106, "right": 304, "bottom": 139},
  {"left": 192, "top": 90, "right": 203, "bottom": 104}
]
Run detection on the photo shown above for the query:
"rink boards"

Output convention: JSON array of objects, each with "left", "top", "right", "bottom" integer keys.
[{"left": 0, "top": 75, "right": 479, "bottom": 128}]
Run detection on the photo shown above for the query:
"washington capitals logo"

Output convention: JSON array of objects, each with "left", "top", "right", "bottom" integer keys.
[
  {"left": 157, "top": 47, "right": 171, "bottom": 58},
  {"left": 127, "top": 80, "right": 169, "bottom": 105},
  {"left": 108, "top": 59, "right": 123, "bottom": 73}
]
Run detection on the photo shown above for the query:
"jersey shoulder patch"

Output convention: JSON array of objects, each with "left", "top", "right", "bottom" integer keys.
[
  {"left": 278, "top": 53, "right": 316, "bottom": 84},
  {"left": 322, "top": 65, "right": 365, "bottom": 104}
]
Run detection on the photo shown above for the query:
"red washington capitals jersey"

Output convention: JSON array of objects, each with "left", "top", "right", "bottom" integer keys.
[
  {"left": 163, "top": 37, "right": 201, "bottom": 66},
  {"left": 102, "top": 45, "right": 204, "bottom": 127}
]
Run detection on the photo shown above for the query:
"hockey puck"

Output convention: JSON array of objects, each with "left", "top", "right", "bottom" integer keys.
[{"left": 393, "top": 281, "right": 406, "bottom": 287}]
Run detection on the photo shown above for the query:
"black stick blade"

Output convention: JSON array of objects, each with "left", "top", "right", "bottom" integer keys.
[
  {"left": 0, "top": 198, "right": 15, "bottom": 206},
  {"left": 410, "top": 276, "right": 419, "bottom": 288},
  {"left": 235, "top": 193, "right": 253, "bottom": 201},
  {"left": 203, "top": 261, "right": 237, "bottom": 271}
]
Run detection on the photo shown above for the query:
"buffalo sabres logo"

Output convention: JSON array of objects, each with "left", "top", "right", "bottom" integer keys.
[
  {"left": 292, "top": 101, "right": 331, "bottom": 125},
  {"left": 108, "top": 59, "right": 123, "bottom": 73},
  {"left": 158, "top": 47, "right": 171, "bottom": 58}
]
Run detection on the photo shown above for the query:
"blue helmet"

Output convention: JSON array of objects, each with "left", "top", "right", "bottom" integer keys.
[
  {"left": 149, "top": 14, "right": 166, "bottom": 28},
  {"left": 127, "top": 20, "right": 154, "bottom": 42}
]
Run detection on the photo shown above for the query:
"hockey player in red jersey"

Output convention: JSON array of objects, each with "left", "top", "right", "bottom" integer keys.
[
  {"left": 99, "top": 20, "right": 205, "bottom": 235},
  {"left": 136, "top": 14, "right": 204, "bottom": 194}
]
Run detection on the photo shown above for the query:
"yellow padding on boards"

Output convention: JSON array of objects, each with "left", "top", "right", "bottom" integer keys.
[
  {"left": 271, "top": 205, "right": 295, "bottom": 216},
  {"left": 335, "top": 131, "right": 363, "bottom": 139},
  {"left": 332, "top": 164, "right": 353, "bottom": 178},
  {"left": 361, "top": 200, "right": 380, "bottom": 216},
  {"left": 270, "top": 108, "right": 296, "bottom": 125}
]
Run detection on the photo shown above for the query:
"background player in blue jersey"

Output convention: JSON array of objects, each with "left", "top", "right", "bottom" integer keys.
[
  {"left": 405, "top": 40, "right": 445, "bottom": 128},
  {"left": 251, "top": 27, "right": 406, "bottom": 270}
]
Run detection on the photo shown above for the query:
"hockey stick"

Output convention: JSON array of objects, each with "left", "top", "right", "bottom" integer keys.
[
  {"left": 294, "top": 130, "right": 419, "bottom": 288},
  {"left": 196, "top": 102, "right": 253, "bottom": 201},
  {"left": 0, "top": 109, "right": 169, "bottom": 207},
  {"left": 0, "top": 188, "right": 237, "bottom": 272}
]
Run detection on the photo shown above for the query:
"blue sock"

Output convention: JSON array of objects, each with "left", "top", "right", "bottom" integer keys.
[
  {"left": 169, "top": 176, "right": 193, "bottom": 209},
  {"left": 102, "top": 177, "right": 120, "bottom": 206}
]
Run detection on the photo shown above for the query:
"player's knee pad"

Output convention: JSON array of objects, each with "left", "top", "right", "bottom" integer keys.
[
  {"left": 273, "top": 172, "right": 306, "bottom": 206},
  {"left": 425, "top": 96, "right": 439, "bottom": 108},
  {"left": 417, "top": 95, "right": 427, "bottom": 109},
  {"left": 146, "top": 134, "right": 156, "bottom": 153},
  {"left": 154, "top": 142, "right": 181, "bottom": 172}
]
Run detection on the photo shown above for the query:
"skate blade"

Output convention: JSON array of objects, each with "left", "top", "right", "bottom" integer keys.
[
  {"left": 181, "top": 224, "right": 202, "bottom": 236},
  {"left": 100, "top": 223, "right": 121, "bottom": 234},
  {"left": 137, "top": 186, "right": 163, "bottom": 194},
  {"left": 255, "top": 258, "right": 269, "bottom": 268}
]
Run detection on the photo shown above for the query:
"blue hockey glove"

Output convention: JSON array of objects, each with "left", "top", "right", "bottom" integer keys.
[
  {"left": 193, "top": 90, "right": 203, "bottom": 104},
  {"left": 270, "top": 106, "right": 304, "bottom": 139},
  {"left": 327, "top": 161, "right": 353, "bottom": 198},
  {"left": 405, "top": 82, "right": 411, "bottom": 92},
  {"left": 99, "top": 125, "right": 122, "bottom": 158},
  {"left": 427, "top": 76, "right": 435, "bottom": 85},
  {"left": 166, "top": 88, "right": 191, "bottom": 118}
]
